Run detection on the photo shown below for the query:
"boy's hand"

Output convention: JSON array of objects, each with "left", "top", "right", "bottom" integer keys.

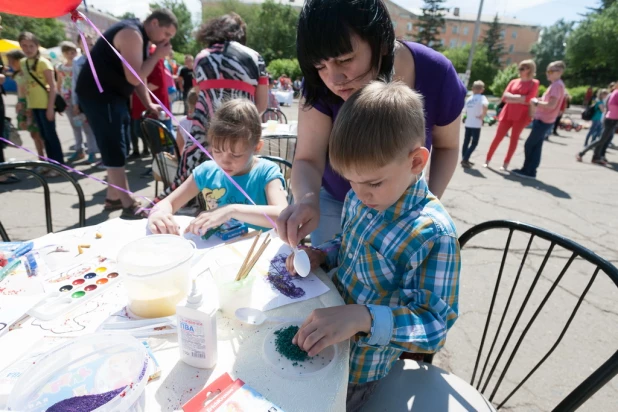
[
  {"left": 293, "top": 305, "right": 372, "bottom": 357},
  {"left": 148, "top": 211, "right": 180, "bottom": 235},
  {"left": 285, "top": 247, "right": 326, "bottom": 275},
  {"left": 185, "top": 206, "right": 232, "bottom": 236}
]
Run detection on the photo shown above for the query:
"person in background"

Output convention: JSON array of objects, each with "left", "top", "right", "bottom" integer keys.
[
  {"left": 71, "top": 34, "right": 100, "bottom": 165},
  {"left": 484, "top": 59, "right": 539, "bottom": 171},
  {"left": 511, "top": 61, "right": 566, "bottom": 179},
  {"left": 154, "top": 12, "right": 268, "bottom": 205},
  {"left": 278, "top": 73, "right": 288, "bottom": 90},
  {"left": 262, "top": 76, "right": 280, "bottom": 121},
  {"left": 129, "top": 43, "right": 171, "bottom": 159},
  {"left": 605, "top": 82, "right": 617, "bottom": 150},
  {"left": 293, "top": 76, "right": 302, "bottom": 97},
  {"left": 461, "top": 81, "right": 488, "bottom": 168},
  {"left": 6, "top": 49, "right": 45, "bottom": 159},
  {"left": 76, "top": 9, "right": 177, "bottom": 218},
  {"left": 19, "top": 31, "right": 64, "bottom": 173},
  {"left": 584, "top": 86, "right": 593, "bottom": 107},
  {"left": 164, "top": 50, "right": 178, "bottom": 103},
  {"left": 577, "top": 81, "right": 618, "bottom": 165},
  {"left": 175, "top": 87, "right": 198, "bottom": 155},
  {"left": 583, "top": 89, "right": 607, "bottom": 146},
  {"left": 177, "top": 54, "right": 194, "bottom": 114},
  {"left": 0, "top": 20, "right": 13, "bottom": 184}
]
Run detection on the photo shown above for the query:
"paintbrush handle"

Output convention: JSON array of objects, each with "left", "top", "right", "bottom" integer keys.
[
  {"left": 235, "top": 230, "right": 262, "bottom": 281},
  {"left": 240, "top": 238, "right": 271, "bottom": 280}
]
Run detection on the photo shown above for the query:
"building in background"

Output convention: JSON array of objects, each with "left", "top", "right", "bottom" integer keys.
[
  {"left": 56, "top": 5, "right": 119, "bottom": 42},
  {"left": 387, "top": 1, "right": 541, "bottom": 67}
]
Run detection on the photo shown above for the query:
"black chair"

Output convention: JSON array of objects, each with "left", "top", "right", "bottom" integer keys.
[
  {"left": 140, "top": 117, "right": 181, "bottom": 197},
  {"left": 260, "top": 134, "right": 296, "bottom": 167},
  {"left": 459, "top": 220, "right": 618, "bottom": 411},
  {"left": 258, "top": 155, "right": 293, "bottom": 204},
  {"left": 261, "top": 107, "right": 288, "bottom": 124},
  {"left": 0, "top": 161, "right": 86, "bottom": 241}
]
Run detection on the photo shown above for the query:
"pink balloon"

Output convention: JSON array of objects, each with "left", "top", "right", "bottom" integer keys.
[{"left": 0, "top": 0, "right": 81, "bottom": 18}]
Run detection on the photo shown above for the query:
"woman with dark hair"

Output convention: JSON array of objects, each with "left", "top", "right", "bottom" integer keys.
[
  {"left": 156, "top": 12, "right": 268, "bottom": 204},
  {"left": 277, "top": 0, "right": 466, "bottom": 247}
]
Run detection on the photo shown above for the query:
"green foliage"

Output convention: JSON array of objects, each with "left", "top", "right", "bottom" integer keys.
[
  {"left": 566, "top": 86, "right": 589, "bottom": 105},
  {"left": 537, "top": 84, "right": 547, "bottom": 97},
  {"left": 0, "top": 13, "right": 66, "bottom": 48},
  {"left": 416, "top": 0, "right": 447, "bottom": 50},
  {"left": 530, "top": 19, "right": 574, "bottom": 86},
  {"left": 483, "top": 15, "right": 505, "bottom": 67},
  {"left": 442, "top": 45, "right": 497, "bottom": 93},
  {"left": 150, "top": 0, "right": 194, "bottom": 54},
  {"left": 117, "top": 12, "right": 137, "bottom": 20},
  {"left": 565, "top": 3, "right": 618, "bottom": 86},
  {"left": 491, "top": 64, "right": 519, "bottom": 97},
  {"left": 266, "top": 59, "right": 301, "bottom": 79},
  {"left": 201, "top": 0, "right": 298, "bottom": 63}
]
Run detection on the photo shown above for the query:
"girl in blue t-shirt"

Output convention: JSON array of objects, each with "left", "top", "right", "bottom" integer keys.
[{"left": 148, "top": 99, "right": 287, "bottom": 235}]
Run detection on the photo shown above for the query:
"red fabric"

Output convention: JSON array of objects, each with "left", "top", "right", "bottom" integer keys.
[
  {"left": 499, "top": 79, "right": 540, "bottom": 123},
  {"left": 560, "top": 96, "right": 568, "bottom": 111},
  {"left": 198, "top": 79, "right": 256, "bottom": 96},
  {"left": 258, "top": 76, "right": 269, "bottom": 85},
  {"left": 486, "top": 119, "right": 529, "bottom": 164},
  {"left": 0, "top": 0, "right": 80, "bottom": 18},
  {"left": 131, "top": 57, "right": 170, "bottom": 120}
]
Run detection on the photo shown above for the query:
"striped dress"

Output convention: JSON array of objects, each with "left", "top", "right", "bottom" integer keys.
[{"left": 156, "top": 41, "right": 267, "bottom": 203}]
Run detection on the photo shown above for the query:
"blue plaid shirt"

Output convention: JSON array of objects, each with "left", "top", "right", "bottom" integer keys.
[{"left": 318, "top": 177, "right": 460, "bottom": 383}]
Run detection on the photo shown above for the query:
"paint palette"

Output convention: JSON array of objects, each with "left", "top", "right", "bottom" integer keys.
[{"left": 28, "top": 258, "right": 123, "bottom": 321}]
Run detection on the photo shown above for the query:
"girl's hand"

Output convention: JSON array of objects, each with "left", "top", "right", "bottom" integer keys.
[
  {"left": 293, "top": 305, "right": 372, "bottom": 357},
  {"left": 46, "top": 107, "right": 55, "bottom": 121},
  {"left": 148, "top": 211, "right": 180, "bottom": 235},
  {"left": 285, "top": 247, "right": 326, "bottom": 276},
  {"left": 185, "top": 206, "right": 233, "bottom": 236}
]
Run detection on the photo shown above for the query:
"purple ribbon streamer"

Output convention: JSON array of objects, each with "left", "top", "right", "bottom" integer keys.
[
  {"left": 76, "top": 27, "right": 103, "bottom": 93},
  {"left": 74, "top": 12, "right": 277, "bottom": 228},
  {"left": 0, "top": 137, "right": 155, "bottom": 206}
]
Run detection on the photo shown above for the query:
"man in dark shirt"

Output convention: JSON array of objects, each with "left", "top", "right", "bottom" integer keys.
[
  {"left": 76, "top": 9, "right": 177, "bottom": 218},
  {"left": 177, "top": 54, "right": 194, "bottom": 114}
]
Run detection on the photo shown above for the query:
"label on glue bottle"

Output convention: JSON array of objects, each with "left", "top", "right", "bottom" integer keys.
[{"left": 178, "top": 316, "right": 207, "bottom": 359}]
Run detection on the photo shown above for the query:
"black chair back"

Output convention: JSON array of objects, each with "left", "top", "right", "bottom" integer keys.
[
  {"left": 0, "top": 161, "right": 86, "bottom": 241},
  {"left": 261, "top": 108, "right": 288, "bottom": 124},
  {"left": 258, "top": 155, "right": 293, "bottom": 204},
  {"left": 459, "top": 220, "right": 618, "bottom": 411},
  {"left": 140, "top": 118, "right": 181, "bottom": 196}
]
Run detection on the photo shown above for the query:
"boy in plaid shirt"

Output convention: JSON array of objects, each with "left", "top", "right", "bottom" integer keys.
[{"left": 286, "top": 81, "right": 460, "bottom": 411}]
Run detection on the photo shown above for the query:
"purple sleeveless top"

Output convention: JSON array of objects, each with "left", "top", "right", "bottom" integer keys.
[{"left": 312, "top": 41, "right": 466, "bottom": 202}]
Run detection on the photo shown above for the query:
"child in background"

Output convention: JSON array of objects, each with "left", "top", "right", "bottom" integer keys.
[
  {"left": 71, "top": 34, "right": 100, "bottom": 165},
  {"left": 285, "top": 82, "right": 460, "bottom": 411},
  {"left": 6, "top": 49, "right": 45, "bottom": 158},
  {"left": 148, "top": 99, "right": 288, "bottom": 235},
  {"left": 19, "top": 31, "right": 65, "bottom": 170},
  {"left": 175, "top": 87, "right": 198, "bottom": 154},
  {"left": 461, "top": 80, "right": 489, "bottom": 168}
]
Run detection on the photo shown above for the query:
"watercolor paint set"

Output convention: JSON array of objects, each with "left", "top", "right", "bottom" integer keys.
[{"left": 28, "top": 256, "right": 123, "bottom": 321}]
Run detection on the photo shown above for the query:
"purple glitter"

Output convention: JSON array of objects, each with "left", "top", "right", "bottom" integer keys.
[
  {"left": 46, "top": 386, "right": 126, "bottom": 412},
  {"left": 267, "top": 255, "right": 306, "bottom": 299}
]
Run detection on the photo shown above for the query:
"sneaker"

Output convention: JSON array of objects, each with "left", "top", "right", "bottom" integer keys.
[
  {"left": 483, "top": 162, "right": 489, "bottom": 168},
  {"left": 609, "top": 143, "right": 617, "bottom": 150},
  {"left": 468, "top": 160, "right": 475, "bottom": 166},
  {"left": 591, "top": 158, "right": 607, "bottom": 166},
  {"left": 510, "top": 169, "right": 535, "bottom": 179},
  {"left": 128, "top": 152, "right": 141, "bottom": 160},
  {"left": 500, "top": 163, "right": 509, "bottom": 171},
  {"left": 461, "top": 160, "right": 471, "bottom": 168},
  {"left": 87, "top": 153, "right": 97, "bottom": 164},
  {"left": 576, "top": 154, "right": 583, "bottom": 162},
  {"left": 68, "top": 151, "right": 85, "bottom": 162}
]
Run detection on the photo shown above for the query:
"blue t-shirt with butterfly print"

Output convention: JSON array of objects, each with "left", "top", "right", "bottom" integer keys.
[{"left": 192, "top": 158, "right": 285, "bottom": 230}]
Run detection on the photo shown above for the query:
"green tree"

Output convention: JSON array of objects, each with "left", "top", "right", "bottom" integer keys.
[
  {"left": 566, "top": 3, "right": 618, "bottom": 86},
  {"left": 116, "top": 12, "right": 137, "bottom": 20},
  {"left": 483, "top": 15, "right": 505, "bottom": 67},
  {"left": 442, "top": 45, "right": 497, "bottom": 93},
  {"left": 0, "top": 13, "right": 66, "bottom": 48},
  {"left": 416, "top": 0, "right": 447, "bottom": 49},
  {"left": 150, "top": 0, "right": 194, "bottom": 53},
  {"left": 490, "top": 64, "right": 519, "bottom": 97},
  {"left": 530, "top": 19, "right": 574, "bottom": 86}
]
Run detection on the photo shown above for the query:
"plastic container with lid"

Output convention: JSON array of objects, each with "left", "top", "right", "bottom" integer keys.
[
  {"left": 8, "top": 334, "right": 150, "bottom": 412},
  {"left": 118, "top": 235, "right": 196, "bottom": 318}
]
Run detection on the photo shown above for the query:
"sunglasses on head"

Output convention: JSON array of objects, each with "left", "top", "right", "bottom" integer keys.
[{"left": 546, "top": 69, "right": 560, "bottom": 74}]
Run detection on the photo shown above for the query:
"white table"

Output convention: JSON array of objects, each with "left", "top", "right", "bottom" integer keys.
[
  {"left": 274, "top": 90, "right": 294, "bottom": 106},
  {"left": 0, "top": 217, "right": 350, "bottom": 411},
  {"left": 361, "top": 360, "right": 496, "bottom": 412}
]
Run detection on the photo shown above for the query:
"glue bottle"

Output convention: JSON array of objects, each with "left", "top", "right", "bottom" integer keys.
[{"left": 176, "top": 278, "right": 218, "bottom": 368}]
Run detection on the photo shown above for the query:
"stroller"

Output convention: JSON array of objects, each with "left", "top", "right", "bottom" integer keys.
[{"left": 558, "top": 116, "right": 583, "bottom": 132}]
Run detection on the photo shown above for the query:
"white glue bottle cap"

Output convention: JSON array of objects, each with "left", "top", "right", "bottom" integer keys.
[{"left": 186, "top": 278, "right": 203, "bottom": 306}]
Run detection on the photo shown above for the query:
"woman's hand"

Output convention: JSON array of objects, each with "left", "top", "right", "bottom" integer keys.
[
  {"left": 148, "top": 211, "right": 180, "bottom": 235},
  {"left": 46, "top": 107, "right": 55, "bottom": 122},
  {"left": 293, "top": 305, "right": 372, "bottom": 357},
  {"left": 276, "top": 194, "right": 320, "bottom": 247},
  {"left": 185, "top": 206, "right": 233, "bottom": 236},
  {"left": 285, "top": 247, "right": 326, "bottom": 275}
]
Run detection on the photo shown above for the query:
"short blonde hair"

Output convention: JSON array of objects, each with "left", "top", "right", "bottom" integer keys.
[
  {"left": 207, "top": 99, "right": 262, "bottom": 151},
  {"left": 519, "top": 59, "right": 536, "bottom": 77},
  {"left": 186, "top": 87, "right": 198, "bottom": 110},
  {"left": 597, "top": 88, "right": 608, "bottom": 99},
  {"left": 548, "top": 60, "right": 566, "bottom": 72},
  {"left": 329, "top": 81, "right": 425, "bottom": 175},
  {"left": 472, "top": 80, "right": 485, "bottom": 90},
  {"left": 59, "top": 41, "right": 77, "bottom": 53}
]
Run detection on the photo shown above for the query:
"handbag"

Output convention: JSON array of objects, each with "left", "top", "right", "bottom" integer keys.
[
  {"left": 2, "top": 117, "right": 23, "bottom": 147},
  {"left": 25, "top": 58, "right": 67, "bottom": 113}
]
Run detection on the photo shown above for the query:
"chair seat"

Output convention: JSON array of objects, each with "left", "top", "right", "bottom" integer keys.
[{"left": 360, "top": 360, "right": 496, "bottom": 412}]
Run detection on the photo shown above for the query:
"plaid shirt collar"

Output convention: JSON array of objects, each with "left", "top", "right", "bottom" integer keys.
[{"left": 380, "top": 175, "right": 428, "bottom": 222}]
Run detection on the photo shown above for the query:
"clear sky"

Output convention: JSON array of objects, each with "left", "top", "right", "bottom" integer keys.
[{"left": 86, "top": 0, "right": 599, "bottom": 27}]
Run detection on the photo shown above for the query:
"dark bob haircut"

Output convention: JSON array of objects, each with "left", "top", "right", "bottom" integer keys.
[
  {"left": 197, "top": 13, "right": 247, "bottom": 47},
  {"left": 297, "top": 0, "right": 395, "bottom": 107}
]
